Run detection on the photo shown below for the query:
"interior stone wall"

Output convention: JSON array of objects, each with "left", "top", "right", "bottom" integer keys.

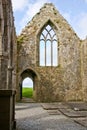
[
  {"left": 17, "top": 3, "right": 86, "bottom": 102},
  {"left": 0, "top": 0, "right": 17, "bottom": 90},
  {"left": 0, "top": 0, "right": 17, "bottom": 129},
  {"left": 81, "top": 39, "right": 87, "bottom": 101}
]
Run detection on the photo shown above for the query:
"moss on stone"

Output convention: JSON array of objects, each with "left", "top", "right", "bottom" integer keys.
[{"left": 17, "top": 36, "right": 24, "bottom": 44}]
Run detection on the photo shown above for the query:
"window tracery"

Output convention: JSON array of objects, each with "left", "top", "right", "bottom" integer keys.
[{"left": 40, "top": 24, "right": 58, "bottom": 66}]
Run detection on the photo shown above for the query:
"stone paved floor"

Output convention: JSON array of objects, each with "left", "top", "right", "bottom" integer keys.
[{"left": 15, "top": 103, "right": 87, "bottom": 130}]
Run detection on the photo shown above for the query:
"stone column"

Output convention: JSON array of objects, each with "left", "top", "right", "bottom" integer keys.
[{"left": 0, "top": 0, "right": 16, "bottom": 130}]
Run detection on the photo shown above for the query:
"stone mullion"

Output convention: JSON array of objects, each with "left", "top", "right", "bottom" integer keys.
[
  {"left": 45, "top": 40, "right": 46, "bottom": 66},
  {"left": 51, "top": 41, "right": 53, "bottom": 66}
]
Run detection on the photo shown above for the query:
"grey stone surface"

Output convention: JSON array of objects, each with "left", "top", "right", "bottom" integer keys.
[
  {"left": 41, "top": 102, "right": 69, "bottom": 110},
  {"left": 0, "top": 1, "right": 16, "bottom": 130},
  {"left": 74, "top": 118, "right": 87, "bottom": 128},
  {"left": 67, "top": 102, "right": 87, "bottom": 111},
  {"left": 46, "top": 110, "right": 62, "bottom": 115},
  {"left": 59, "top": 108, "right": 87, "bottom": 118},
  {"left": 16, "top": 103, "right": 87, "bottom": 130},
  {"left": 0, "top": 0, "right": 17, "bottom": 89}
]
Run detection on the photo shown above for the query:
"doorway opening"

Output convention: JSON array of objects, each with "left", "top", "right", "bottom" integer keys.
[
  {"left": 20, "top": 69, "right": 39, "bottom": 101},
  {"left": 22, "top": 77, "right": 33, "bottom": 99}
]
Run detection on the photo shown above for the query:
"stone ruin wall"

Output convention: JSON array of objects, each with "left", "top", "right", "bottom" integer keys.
[
  {"left": 0, "top": 0, "right": 17, "bottom": 90},
  {"left": 16, "top": 3, "right": 85, "bottom": 102},
  {"left": 0, "top": 1, "right": 17, "bottom": 129},
  {"left": 81, "top": 39, "right": 87, "bottom": 101},
  {"left": 0, "top": 0, "right": 86, "bottom": 102}
]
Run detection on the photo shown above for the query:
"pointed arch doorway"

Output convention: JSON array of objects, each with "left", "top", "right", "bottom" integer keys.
[
  {"left": 22, "top": 77, "right": 33, "bottom": 99},
  {"left": 20, "top": 69, "right": 39, "bottom": 102}
]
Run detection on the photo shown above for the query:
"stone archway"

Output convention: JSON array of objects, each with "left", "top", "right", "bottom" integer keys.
[{"left": 19, "top": 68, "right": 39, "bottom": 101}]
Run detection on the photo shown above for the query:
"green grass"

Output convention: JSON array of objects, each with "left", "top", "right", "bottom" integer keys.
[{"left": 22, "top": 87, "right": 33, "bottom": 98}]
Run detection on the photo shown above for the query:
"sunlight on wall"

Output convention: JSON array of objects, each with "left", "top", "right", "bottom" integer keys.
[{"left": 22, "top": 77, "right": 33, "bottom": 88}]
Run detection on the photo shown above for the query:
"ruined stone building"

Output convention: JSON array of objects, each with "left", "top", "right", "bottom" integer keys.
[
  {"left": 17, "top": 3, "right": 87, "bottom": 102},
  {"left": 0, "top": 1, "right": 87, "bottom": 129},
  {"left": 0, "top": 0, "right": 16, "bottom": 129}
]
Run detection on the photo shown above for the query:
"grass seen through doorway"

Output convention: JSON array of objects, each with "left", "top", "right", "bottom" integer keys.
[{"left": 22, "top": 87, "right": 33, "bottom": 98}]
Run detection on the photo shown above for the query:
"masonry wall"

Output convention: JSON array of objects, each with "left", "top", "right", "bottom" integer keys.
[
  {"left": 0, "top": 0, "right": 16, "bottom": 129},
  {"left": 81, "top": 39, "right": 87, "bottom": 101},
  {"left": 0, "top": 0, "right": 17, "bottom": 89},
  {"left": 17, "top": 3, "right": 84, "bottom": 102}
]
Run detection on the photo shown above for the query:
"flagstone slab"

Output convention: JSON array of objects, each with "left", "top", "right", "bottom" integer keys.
[
  {"left": 41, "top": 102, "right": 69, "bottom": 110},
  {"left": 74, "top": 118, "right": 87, "bottom": 128},
  {"left": 67, "top": 102, "right": 87, "bottom": 111},
  {"left": 59, "top": 108, "right": 87, "bottom": 118},
  {"left": 47, "top": 110, "right": 62, "bottom": 115}
]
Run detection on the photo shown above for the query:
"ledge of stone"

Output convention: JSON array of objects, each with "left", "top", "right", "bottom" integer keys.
[{"left": 0, "top": 90, "right": 16, "bottom": 96}]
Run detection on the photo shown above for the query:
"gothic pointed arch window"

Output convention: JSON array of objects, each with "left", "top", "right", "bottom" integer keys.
[{"left": 40, "top": 24, "right": 58, "bottom": 66}]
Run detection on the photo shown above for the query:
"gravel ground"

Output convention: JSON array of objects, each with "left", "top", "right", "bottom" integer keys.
[{"left": 15, "top": 103, "right": 87, "bottom": 130}]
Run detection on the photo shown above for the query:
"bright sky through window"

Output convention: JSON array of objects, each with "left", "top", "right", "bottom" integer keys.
[{"left": 40, "top": 25, "right": 58, "bottom": 66}]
